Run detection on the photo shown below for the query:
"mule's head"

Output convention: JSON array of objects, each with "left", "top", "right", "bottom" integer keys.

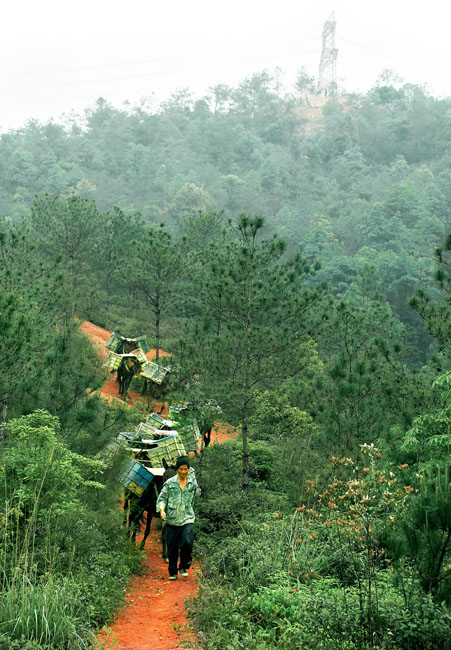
[
  {"left": 124, "top": 339, "right": 138, "bottom": 354},
  {"left": 162, "top": 457, "right": 176, "bottom": 479},
  {"left": 123, "top": 357, "right": 142, "bottom": 376}
]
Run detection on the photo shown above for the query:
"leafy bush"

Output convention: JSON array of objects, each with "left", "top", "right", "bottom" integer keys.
[
  {"left": 200, "top": 513, "right": 323, "bottom": 591},
  {"left": 196, "top": 438, "right": 291, "bottom": 550},
  {"left": 192, "top": 442, "right": 451, "bottom": 649},
  {"left": 190, "top": 576, "right": 451, "bottom": 650},
  {"left": 0, "top": 410, "right": 142, "bottom": 642},
  {"left": 377, "top": 591, "right": 451, "bottom": 649},
  {"left": 73, "top": 548, "right": 140, "bottom": 626},
  {"left": 0, "top": 636, "right": 48, "bottom": 650},
  {"left": 195, "top": 441, "right": 244, "bottom": 539},
  {"left": 1, "top": 410, "right": 104, "bottom": 525}
]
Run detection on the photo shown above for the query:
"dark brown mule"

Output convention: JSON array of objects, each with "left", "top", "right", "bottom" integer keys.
[
  {"left": 123, "top": 461, "right": 176, "bottom": 556},
  {"left": 115, "top": 338, "right": 143, "bottom": 401},
  {"left": 117, "top": 356, "right": 142, "bottom": 400}
]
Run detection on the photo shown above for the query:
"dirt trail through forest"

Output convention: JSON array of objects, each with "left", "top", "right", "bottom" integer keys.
[{"left": 80, "top": 321, "right": 236, "bottom": 650}]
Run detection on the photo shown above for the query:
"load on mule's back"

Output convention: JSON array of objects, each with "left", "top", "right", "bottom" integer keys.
[
  {"left": 104, "top": 332, "right": 149, "bottom": 400},
  {"left": 105, "top": 331, "right": 150, "bottom": 358},
  {"left": 119, "top": 457, "right": 175, "bottom": 553},
  {"left": 140, "top": 361, "right": 173, "bottom": 410},
  {"left": 104, "top": 331, "right": 172, "bottom": 403}
]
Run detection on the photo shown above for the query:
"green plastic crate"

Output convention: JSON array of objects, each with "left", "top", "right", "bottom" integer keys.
[
  {"left": 178, "top": 420, "right": 201, "bottom": 452},
  {"left": 95, "top": 437, "right": 128, "bottom": 465},
  {"left": 140, "top": 361, "right": 169, "bottom": 384},
  {"left": 117, "top": 458, "right": 155, "bottom": 496},
  {"left": 147, "top": 412, "right": 174, "bottom": 429},
  {"left": 104, "top": 350, "right": 123, "bottom": 370},
  {"left": 168, "top": 405, "right": 187, "bottom": 418},
  {"left": 132, "top": 348, "right": 148, "bottom": 368},
  {"left": 106, "top": 332, "right": 123, "bottom": 352},
  {"left": 157, "top": 433, "right": 186, "bottom": 460},
  {"left": 136, "top": 421, "right": 160, "bottom": 438},
  {"left": 136, "top": 337, "right": 150, "bottom": 354},
  {"left": 117, "top": 431, "right": 138, "bottom": 443},
  {"left": 106, "top": 333, "right": 149, "bottom": 354},
  {"left": 144, "top": 442, "right": 172, "bottom": 467}
]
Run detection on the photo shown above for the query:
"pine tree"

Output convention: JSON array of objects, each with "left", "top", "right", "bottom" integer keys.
[
  {"left": 124, "top": 224, "right": 183, "bottom": 360},
  {"left": 411, "top": 231, "right": 451, "bottom": 357},
  {"left": 184, "top": 215, "right": 324, "bottom": 491}
]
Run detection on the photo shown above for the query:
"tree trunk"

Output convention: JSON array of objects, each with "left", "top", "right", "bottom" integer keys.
[
  {"left": 242, "top": 416, "right": 249, "bottom": 493},
  {"left": 429, "top": 528, "right": 451, "bottom": 594},
  {"left": 155, "top": 298, "right": 161, "bottom": 363},
  {"left": 0, "top": 394, "right": 8, "bottom": 444}
]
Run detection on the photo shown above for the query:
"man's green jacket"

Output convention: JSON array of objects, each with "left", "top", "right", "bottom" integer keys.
[{"left": 156, "top": 473, "right": 200, "bottom": 526}]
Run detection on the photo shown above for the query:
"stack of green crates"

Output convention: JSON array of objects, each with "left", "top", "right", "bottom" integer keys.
[
  {"left": 141, "top": 361, "right": 169, "bottom": 384},
  {"left": 132, "top": 348, "right": 147, "bottom": 368},
  {"left": 168, "top": 405, "right": 187, "bottom": 418},
  {"left": 105, "top": 332, "right": 123, "bottom": 352},
  {"left": 95, "top": 437, "right": 128, "bottom": 465},
  {"left": 147, "top": 429, "right": 171, "bottom": 441},
  {"left": 147, "top": 412, "right": 174, "bottom": 429},
  {"left": 178, "top": 420, "right": 201, "bottom": 453},
  {"left": 136, "top": 421, "right": 160, "bottom": 438},
  {"left": 117, "top": 457, "right": 154, "bottom": 496},
  {"left": 158, "top": 433, "right": 186, "bottom": 461},
  {"left": 106, "top": 333, "right": 150, "bottom": 354},
  {"left": 135, "top": 336, "right": 150, "bottom": 354},
  {"left": 145, "top": 442, "right": 172, "bottom": 467},
  {"left": 166, "top": 405, "right": 201, "bottom": 452},
  {"left": 104, "top": 350, "right": 123, "bottom": 370},
  {"left": 117, "top": 431, "right": 137, "bottom": 443}
]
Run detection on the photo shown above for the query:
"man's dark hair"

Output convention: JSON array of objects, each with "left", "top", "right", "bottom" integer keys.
[{"left": 176, "top": 456, "right": 190, "bottom": 469}]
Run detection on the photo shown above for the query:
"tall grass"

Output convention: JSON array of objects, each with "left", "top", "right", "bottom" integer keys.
[
  {"left": 0, "top": 529, "right": 116, "bottom": 650},
  {"left": 1, "top": 573, "right": 92, "bottom": 649}
]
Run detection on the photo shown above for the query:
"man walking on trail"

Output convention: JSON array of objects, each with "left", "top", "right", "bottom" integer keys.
[{"left": 157, "top": 456, "right": 200, "bottom": 580}]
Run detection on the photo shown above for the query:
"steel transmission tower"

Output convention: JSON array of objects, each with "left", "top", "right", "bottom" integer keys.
[{"left": 318, "top": 12, "right": 338, "bottom": 96}]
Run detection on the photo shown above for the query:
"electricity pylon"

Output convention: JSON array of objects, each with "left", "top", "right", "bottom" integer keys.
[{"left": 318, "top": 12, "right": 338, "bottom": 96}]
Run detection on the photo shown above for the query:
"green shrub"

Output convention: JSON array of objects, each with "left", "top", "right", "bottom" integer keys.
[
  {"left": 1, "top": 410, "right": 104, "bottom": 526},
  {"left": 74, "top": 548, "right": 140, "bottom": 626},
  {"left": 0, "top": 410, "right": 142, "bottom": 642},
  {"left": 199, "top": 511, "right": 329, "bottom": 591},
  {"left": 190, "top": 576, "right": 451, "bottom": 650},
  {"left": 377, "top": 591, "right": 451, "bottom": 649},
  {"left": 192, "top": 452, "right": 451, "bottom": 650},
  {"left": 0, "top": 636, "right": 48, "bottom": 650}
]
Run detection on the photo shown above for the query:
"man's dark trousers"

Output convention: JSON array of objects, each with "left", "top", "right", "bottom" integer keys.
[{"left": 166, "top": 523, "right": 194, "bottom": 577}]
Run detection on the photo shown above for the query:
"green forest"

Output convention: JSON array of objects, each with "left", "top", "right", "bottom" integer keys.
[{"left": 1, "top": 70, "right": 451, "bottom": 649}]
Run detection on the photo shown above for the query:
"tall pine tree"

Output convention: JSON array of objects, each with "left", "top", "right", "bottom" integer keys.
[{"left": 184, "top": 215, "right": 324, "bottom": 490}]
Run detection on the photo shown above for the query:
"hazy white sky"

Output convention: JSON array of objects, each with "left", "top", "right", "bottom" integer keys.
[{"left": 1, "top": 0, "right": 449, "bottom": 130}]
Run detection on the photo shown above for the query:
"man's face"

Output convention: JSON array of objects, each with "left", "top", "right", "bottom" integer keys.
[{"left": 177, "top": 464, "right": 189, "bottom": 479}]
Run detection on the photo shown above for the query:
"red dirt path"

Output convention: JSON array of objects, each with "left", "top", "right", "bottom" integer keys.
[
  {"left": 98, "top": 528, "right": 201, "bottom": 650},
  {"left": 80, "top": 322, "right": 236, "bottom": 650}
]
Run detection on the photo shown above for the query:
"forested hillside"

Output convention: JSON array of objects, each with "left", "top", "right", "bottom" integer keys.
[
  {"left": 1, "top": 72, "right": 450, "bottom": 360},
  {"left": 1, "top": 71, "right": 450, "bottom": 649}
]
